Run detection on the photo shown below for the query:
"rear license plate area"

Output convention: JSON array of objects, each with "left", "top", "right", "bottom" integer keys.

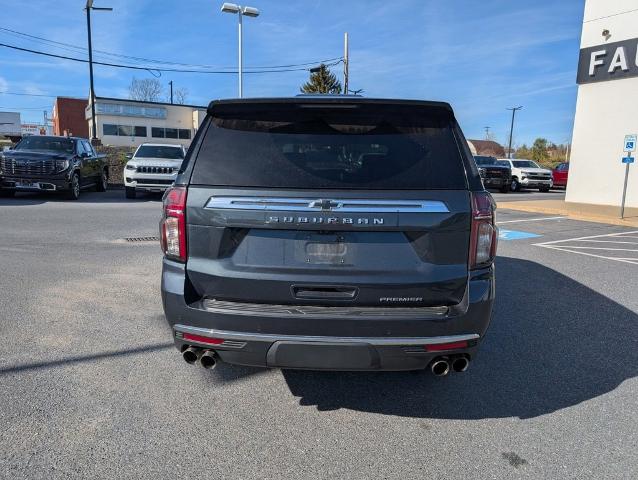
[
  {"left": 295, "top": 232, "right": 352, "bottom": 265},
  {"left": 267, "top": 341, "right": 377, "bottom": 369}
]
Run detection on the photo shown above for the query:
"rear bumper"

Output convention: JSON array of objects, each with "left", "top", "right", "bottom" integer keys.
[{"left": 161, "top": 259, "right": 494, "bottom": 371}]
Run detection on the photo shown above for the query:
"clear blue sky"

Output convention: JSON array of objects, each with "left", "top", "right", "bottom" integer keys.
[{"left": 0, "top": 0, "right": 583, "bottom": 146}]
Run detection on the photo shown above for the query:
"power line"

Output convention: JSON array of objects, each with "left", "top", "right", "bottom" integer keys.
[
  {"left": 0, "top": 91, "right": 58, "bottom": 98},
  {"left": 0, "top": 27, "right": 343, "bottom": 71},
  {"left": 0, "top": 42, "right": 342, "bottom": 75}
]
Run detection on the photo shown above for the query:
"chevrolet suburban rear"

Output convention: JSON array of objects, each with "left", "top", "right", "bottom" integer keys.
[{"left": 160, "top": 97, "right": 496, "bottom": 375}]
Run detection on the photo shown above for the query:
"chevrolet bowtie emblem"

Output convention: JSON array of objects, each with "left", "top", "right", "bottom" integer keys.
[{"left": 310, "top": 199, "right": 340, "bottom": 211}]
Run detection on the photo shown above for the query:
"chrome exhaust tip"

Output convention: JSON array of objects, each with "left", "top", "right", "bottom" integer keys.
[
  {"left": 200, "top": 350, "right": 218, "bottom": 370},
  {"left": 182, "top": 346, "right": 202, "bottom": 365},
  {"left": 451, "top": 356, "right": 470, "bottom": 373},
  {"left": 431, "top": 358, "right": 450, "bottom": 376}
]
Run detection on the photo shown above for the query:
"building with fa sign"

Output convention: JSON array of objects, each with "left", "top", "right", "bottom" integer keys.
[
  {"left": 567, "top": 0, "right": 638, "bottom": 209},
  {"left": 86, "top": 97, "right": 208, "bottom": 147}
]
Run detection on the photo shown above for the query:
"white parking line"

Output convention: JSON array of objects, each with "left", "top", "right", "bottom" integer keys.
[
  {"left": 534, "top": 230, "right": 638, "bottom": 265},
  {"left": 496, "top": 216, "right": 566, "bottom": 224},
  {"left": 577, "top": 239, "right": 638, "bottom": 244},
  {"left": 536, "top": 230, "right": 638, "bottom": 245}
]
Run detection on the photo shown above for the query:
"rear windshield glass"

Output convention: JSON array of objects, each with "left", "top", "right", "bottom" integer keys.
[
  {"left": 474, "top": 155, "right": 498, "bottom": 166},
  {"left": 512, "top": 160, "right": 540, "bottom": 168},
  {"left": 191, "top": 103, "right": 467, "bottom": 190},
  {"left": 15, "top": 136, "right": 74, "bottom": 153},
  {"left": 135, "top": 145, "right": 184, "bottom": 159}
]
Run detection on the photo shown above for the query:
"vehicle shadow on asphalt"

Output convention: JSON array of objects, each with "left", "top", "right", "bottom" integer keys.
[
  {"left": 282, "top": 256, "right": 638, "bottom": 419},
  {"left": 0, "top": 342, "right": 175, "bottom": 376}
]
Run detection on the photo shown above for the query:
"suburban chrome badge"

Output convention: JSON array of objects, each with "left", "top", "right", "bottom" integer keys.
[{"left": 267, "top": 216, "right": 384, "bottom": 225}]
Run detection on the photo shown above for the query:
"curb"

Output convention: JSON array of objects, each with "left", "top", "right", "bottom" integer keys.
[{"left": 497, "top": 202, "right": 638, "bottom": 228}]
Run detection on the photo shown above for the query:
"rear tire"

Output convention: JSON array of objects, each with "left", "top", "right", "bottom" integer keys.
[
  {"left": 96, "top": 168, "right": 108, "bottom": 192},
  {"left": 0, "top": 189, "right": 15, "bottom": 198},
  {"left": 66, "top": 173, "right": 80, "bottom": 200},
  {"left": 125, "top": 186, "right": 136, "bottom": 199}
]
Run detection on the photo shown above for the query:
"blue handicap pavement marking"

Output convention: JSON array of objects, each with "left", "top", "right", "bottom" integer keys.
[{"left": 498, "top": 229, "right": 542, "bottom": 241}]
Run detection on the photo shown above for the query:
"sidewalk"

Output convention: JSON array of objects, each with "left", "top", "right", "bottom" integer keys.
[{"left": 497, "top": 199, "right": 638, "bottom": 227}]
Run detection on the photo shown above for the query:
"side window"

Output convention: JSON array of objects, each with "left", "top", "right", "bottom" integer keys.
[
  {"left": 82, "top": 141, "right": 94, "bottom": 157},
  {"left": 76, "top": 141, "right": 86, "bottom": 155}
]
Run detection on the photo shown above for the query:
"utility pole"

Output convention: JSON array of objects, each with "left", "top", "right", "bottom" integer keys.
[
  {"left": 169, "top": 80, "right": 173, "bottom": 104},
  {"left": 484, "top": 126, "right": 491, "bottom": 139},
  {"left": 343, "top": 32, "right": 349, "bottom": 94},
  {"left": 86, "top": 4, "right": 96, "bottom": 141},
  {"left": 506, "top": 106, "right": 523, "bottom": 159},
  {"left": 565, "top": 141, "right": 571, "bottom": 162},
  {"left": 85, "top": 0, "right": 112, "bottom": 144}
]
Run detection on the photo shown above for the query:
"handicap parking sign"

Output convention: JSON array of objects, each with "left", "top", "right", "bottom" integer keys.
[{"left": 624, "top": 134, "right": 637, "bottom": 152}]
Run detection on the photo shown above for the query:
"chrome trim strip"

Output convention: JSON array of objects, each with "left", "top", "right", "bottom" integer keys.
[
  {"left": 205, "top": 197, "right": 449, "bottom": 213},
  {"left": 202, "top": 298, "right": 448, "bottom": 318},
  {"left": 174, "top": 324, "right": 479, "bottom": 346}
]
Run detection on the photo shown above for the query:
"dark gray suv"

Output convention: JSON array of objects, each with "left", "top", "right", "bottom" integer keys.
[{"left": 160, "top": 97, "right": 496, "bottom": 375}]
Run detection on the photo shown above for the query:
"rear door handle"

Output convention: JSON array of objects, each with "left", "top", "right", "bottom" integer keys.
[{"left": 292, "top": 285, "right": 358, "bottom": 300}]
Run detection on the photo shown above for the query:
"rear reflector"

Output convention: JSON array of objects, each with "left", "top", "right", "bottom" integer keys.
[
  {"left": 182, "top": 333, "right": 224, "bottom": 345},
  {"left": 424, "top": 341, "right": 468, "bottom": 352}
]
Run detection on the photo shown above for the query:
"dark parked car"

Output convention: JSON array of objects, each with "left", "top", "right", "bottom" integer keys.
[
  {"left": 161, "top": 97, "right": 496, "bottom": 375},
  {"left": 0, "top": 135, "right": 108, "bottom": 199},
  {"left": 552, "top": 162, "right": 569, "bottom": 188},
  {"left": 474, "top": 155, "right": 512, "bottom": 193}
]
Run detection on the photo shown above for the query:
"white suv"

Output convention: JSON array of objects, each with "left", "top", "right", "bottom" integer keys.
[
  {"left": 497, "top": 158, "right": 553, "bottom": 192},
  {"left": 124, "top": 143, "right": 186, "bottom": 198}
]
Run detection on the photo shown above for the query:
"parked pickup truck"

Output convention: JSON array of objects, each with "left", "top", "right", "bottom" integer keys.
[
  {"left": 474, "top": 155, "right": 512, "bottom": 193},
  {"left": 0, "top": 135, "right": 108, "bottom": 199},
  {"left": 497, "top": 158, "right": 553, "bottom": 192}
]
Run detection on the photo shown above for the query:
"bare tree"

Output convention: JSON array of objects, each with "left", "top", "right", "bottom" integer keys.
[
  {"left": 128, "top": 77, "right": 163, "bottom": 102},
  {"left": 173, "top": 88, "right": 189, "bottom": 105}
]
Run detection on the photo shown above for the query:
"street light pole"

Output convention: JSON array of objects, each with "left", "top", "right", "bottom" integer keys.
[
  {"left": 506, "top": 106, "right": 523, "bottom": 159},
  {"left": 85, "top": 0, "right": 112, "bottom": 144},
  {"left": 169, "top": 80, "right": 173, "bottom": 104},
  {"left": 221, "top": 3, "right": 259, "bottom": 98},
  {"left": 238, "top": 10, "right": 243, "bottom": 98},
  {"left": 343, "top": 32, "right": 349, "bottom": 94}
]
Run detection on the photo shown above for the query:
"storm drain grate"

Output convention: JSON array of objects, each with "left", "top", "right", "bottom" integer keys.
[{"left": 124, "top": 236, "right": 160, "bottom": 243}]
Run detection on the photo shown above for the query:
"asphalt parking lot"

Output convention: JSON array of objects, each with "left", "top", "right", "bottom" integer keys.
[{"left": 1, "top": 190, "right": 636, "bottom": 479}]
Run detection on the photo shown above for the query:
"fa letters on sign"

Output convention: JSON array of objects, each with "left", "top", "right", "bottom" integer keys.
[
  {"left": 577, "top": 38, "right": 638, "bottom": 84},
  {"left": 589, "top": 46, "right": 632, "bottom": 75}
]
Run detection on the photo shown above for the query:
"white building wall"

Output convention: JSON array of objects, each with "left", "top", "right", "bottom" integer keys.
[
  {"left": 88, "top": 99, "right": 207, "bottom": 148},
  {"left": 566, "top": 0, "right": 638, "bottom": 207}
]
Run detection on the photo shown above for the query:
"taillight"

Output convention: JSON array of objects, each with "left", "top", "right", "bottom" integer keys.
[
  {"left": 160, "top": 186, "right": 187, "bottom": 262},
  {"left": 469, "top": 191, "right": 497, "bottom": 269}
]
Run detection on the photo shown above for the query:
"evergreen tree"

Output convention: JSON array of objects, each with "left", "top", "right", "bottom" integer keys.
[{"left": 300, "top": 64, "right": 342, "bottom": 94}]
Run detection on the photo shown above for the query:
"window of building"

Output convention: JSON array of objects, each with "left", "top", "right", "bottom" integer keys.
[
  {"left": 178, "top": 129, "right": 191, "bottom": 139},
  {"left": 103, "top": 124, "right": 118, "bottom": 136},
  {"left": 152, "top": 127, "right": 164, "bottom": 138},
  {"left": 165, "top": 128, "right": 178, "bottom": 139},
  {"left": 118, "top": 125, "right": 133, "bottom": 137},
  {"left": 103, "top": 124, "right": 147, "bottom": 137}
]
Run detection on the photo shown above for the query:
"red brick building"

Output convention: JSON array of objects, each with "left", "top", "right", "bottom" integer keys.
[{"left": 52, "top": 97, "right": 89, "bottom": 138}]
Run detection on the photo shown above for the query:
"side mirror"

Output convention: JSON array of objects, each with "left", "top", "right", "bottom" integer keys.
[
  {"left": 80, "top": 152, "right": 89, "bottom": 158},
  {"left": 125, "top": 153, "right": 133, "bottom": 160}
]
